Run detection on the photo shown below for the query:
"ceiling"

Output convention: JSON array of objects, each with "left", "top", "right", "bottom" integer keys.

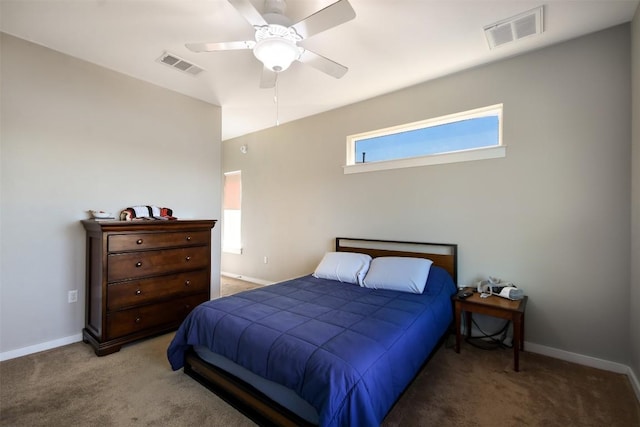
[{"left": 1, "top": 1, "right": 638, "bottom": 141}]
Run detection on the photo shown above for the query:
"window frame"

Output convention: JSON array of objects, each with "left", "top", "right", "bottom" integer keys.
[{"left": 344, "top": 104, "right": 504, "bottom": 174}]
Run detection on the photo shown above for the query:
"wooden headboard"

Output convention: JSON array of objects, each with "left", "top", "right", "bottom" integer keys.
[{"left": 335, "top": 237, "right": 458, "bottom": 285}]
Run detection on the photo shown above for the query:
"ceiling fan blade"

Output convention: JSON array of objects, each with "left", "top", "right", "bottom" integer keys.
[
  {"left": 260, "top": 66, "right": 277, "bottom": 88},
  {"left": 298, "top": 49, "right": 348, "bottom": 79},
  {"left": 290, "top": 0, "right": 356, "bottom": 39},
  {"left": 186, "top": 41, "right": 255, "bottom": 52},
  {"left": 228, "top": 0, "right": 268, "bottom": 27}
]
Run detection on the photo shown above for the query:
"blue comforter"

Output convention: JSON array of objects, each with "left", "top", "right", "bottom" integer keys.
[{"left": 167, "top": 266, "right": 456, "bottom": 427}]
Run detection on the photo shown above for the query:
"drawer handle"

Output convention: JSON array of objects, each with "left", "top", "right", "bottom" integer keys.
[
  {"left": 135, "top": 289, "right": 142, "bottom": 295},
  {"left": 185, "top": 256, "right": 191, "bottom": 262},
  {"left": 185, "top": 280, "right": 191, "bottom": 287},
  {"left": 135, "top": 261, "right": 142, "bottom": 268},
  {"left": 186, "top": 236, "right": 192, "bottom": 241},
  {"left": 135, "top": 317, "right": 141, "bottom": 324},
  {"left": 136, "top": 239, "right": 143, "bottom": 245}
]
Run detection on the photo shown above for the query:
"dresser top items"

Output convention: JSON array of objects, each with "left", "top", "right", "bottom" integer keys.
[{"left": 81, "top": 219, "right": 217, "bottom": 233}]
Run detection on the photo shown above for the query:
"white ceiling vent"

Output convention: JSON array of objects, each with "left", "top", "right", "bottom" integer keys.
[
  {"left": 484, "top": 6, "right": 544, "bottom": 50},
  {"left": 157, "top": 52, "right": 204, "bottom": 76}
]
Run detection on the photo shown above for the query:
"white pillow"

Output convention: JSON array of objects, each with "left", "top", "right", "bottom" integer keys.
[
  {"left": 362, "top": 257, "right": 433, "bottom": 294},
  {"left": 313, "top": 252, "right": 372, "bottom": 285}
]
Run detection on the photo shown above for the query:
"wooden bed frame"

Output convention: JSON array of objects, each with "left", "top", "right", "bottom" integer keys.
[{"left": 183, "top": 238, "right": 458, "bottom": 427}]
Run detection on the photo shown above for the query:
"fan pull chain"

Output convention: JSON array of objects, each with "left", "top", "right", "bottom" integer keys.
[{"left": 274, "top": 73, "right": 280, "bottom": 126}]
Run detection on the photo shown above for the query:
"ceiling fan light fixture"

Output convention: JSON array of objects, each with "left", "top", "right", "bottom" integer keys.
[{"left": 253, "top": 37, "right": 300, "bottom": 72}]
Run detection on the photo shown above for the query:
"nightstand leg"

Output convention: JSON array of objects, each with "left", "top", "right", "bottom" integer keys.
[
  {"left": 454, "top": 303, "right": 462, "bottom": 353},
  {"left": 513, "top": 314, "right": 521, "bottom": 372},
  {"left": 520, "top": 312, "right": 525, "bottom": 351}
]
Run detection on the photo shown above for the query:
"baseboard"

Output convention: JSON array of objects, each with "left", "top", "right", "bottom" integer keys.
[
  {"left": 0, "top": 333, "right": 83, "bottom": 362},
  {"left": 628, "top": 365, "right": 640, "bottom": 403},
  {"left": 221, "top": 271, "right": 274, "bottom": 286},
  {"left": 525, "top": 341, "right": 640, "bottom": 402}
]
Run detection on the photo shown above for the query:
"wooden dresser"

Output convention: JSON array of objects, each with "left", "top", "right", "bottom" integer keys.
[{"left": 81, "top": 219, "right": 216, "bottom": 356}]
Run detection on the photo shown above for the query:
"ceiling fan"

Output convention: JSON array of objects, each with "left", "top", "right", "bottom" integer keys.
[{"left": 186, "top": 0, "right": 356, "bottom": 88}]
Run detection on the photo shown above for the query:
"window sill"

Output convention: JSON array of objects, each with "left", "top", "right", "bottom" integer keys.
[
  {"left": 223, "top": 247, "right": 243, "bottom": 255},
  {"left": 343, "top": 146, "right": 506, "bottom": 174}
]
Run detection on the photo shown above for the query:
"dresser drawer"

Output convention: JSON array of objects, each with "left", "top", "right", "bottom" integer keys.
[
  {"left": 106, "top": 293, "right": 208, "bottom": 339},
  {"left": 108, "top": 230, "right": 210, "bottom": 252},
  {"left": 108, "top": 246, "right": 209, "bottom": 282},
  {"left": 107, "top": 270, "right": 209, "bottom": 310}
]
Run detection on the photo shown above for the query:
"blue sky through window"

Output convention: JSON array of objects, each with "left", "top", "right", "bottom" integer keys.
[{"left": 354, "top": 116, "right": 499, "bottom": 163}]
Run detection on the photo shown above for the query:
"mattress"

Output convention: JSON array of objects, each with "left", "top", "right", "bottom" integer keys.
[{"left": 167, "top": 266, "right": 456, "bottom": 427}]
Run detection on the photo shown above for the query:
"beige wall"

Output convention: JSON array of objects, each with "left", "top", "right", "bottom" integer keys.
[
  {"left": 223, "top": 25, "right": 632, "bottom": 365},
  {"left": 631, "top": 5, "right": 640, "bottom": 384},
  {"left": 0, "top": 34, "right": 222, "bottom": 355}
]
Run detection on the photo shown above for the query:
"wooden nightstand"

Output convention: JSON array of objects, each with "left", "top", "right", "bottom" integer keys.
[{"left": 454, "top": 291, "right": 528, "bottom": 371}]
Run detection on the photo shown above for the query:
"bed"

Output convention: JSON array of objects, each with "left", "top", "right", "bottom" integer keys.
[{"left": 167, "top": 238, "right": 457, "bottom": 427}]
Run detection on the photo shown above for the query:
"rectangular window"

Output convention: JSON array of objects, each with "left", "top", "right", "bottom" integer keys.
[
  {"left": 345, "top": 104, "right": 504, "bottom": 174},
  {"left": 222, "top": 171, "right": 242, "bottom": 254}
]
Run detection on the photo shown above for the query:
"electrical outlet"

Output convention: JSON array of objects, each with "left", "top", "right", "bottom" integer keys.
[
  {"left": 68, "top": 290, "right": 78, "bottom": 303},
  {"left": 263, "top": 256, "right": 268, "bottom": 264}
]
